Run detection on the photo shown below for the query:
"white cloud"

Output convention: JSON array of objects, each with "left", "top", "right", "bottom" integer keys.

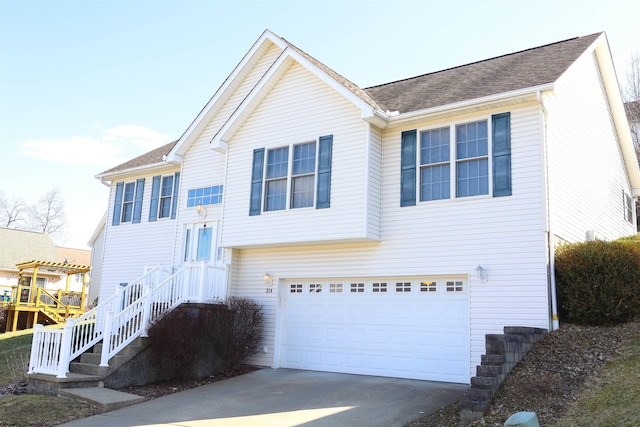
[
  {"left": 103, "top": 125, "right": 172, "bottom": 151},
  {"left": 19, "top": 125, "right": 172, "bottom": 168}
]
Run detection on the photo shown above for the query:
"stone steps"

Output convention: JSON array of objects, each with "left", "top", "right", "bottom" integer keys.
[{"left": 460, "top": 326, "right": 546, "bottom": 423}]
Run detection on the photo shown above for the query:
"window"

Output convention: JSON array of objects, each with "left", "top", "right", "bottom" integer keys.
[
  {"left": 456, "top": 121, "right": 489, "bottom": 197},
  {"left": 290, "top": 283, "right": 303, "bottom": 293},
  {"left": 395, "top": 282, "right": 411, "bottom": 292},
  {"left": 112, "top": 179, "right": 144, "bottom": 226},
  {"left": 446, "top": 281, "right": 464, "bottom": 292},
  {"left": 350, "top": 282, "right": 364, "bottom": 293},
  {"left": 158, "top": 176, "right": 173, "bottom": 218},
  {"left": 196, "top": 227, "right": 212, "bottom": 261},
  {"left": 401, "top": 113, "right": 511, "bottom": 206},
  {"left": 373, "top": 282, "right": 387, "bottom": 293},
  {"left": 420, "top": 127, "right": 450, "bottom": 201},
  {"left": 420, "top": 281, "right": 437, "bottom": 292},
  {"left": 329, "top": 283, "right": 343, "bottom": 293},
  {"left": 249, "top": 135, "right": 333, "bottom": 215},
  {"left": 149, "top": 172, "right": 180, "bottom": 221},
  {"left": 291, "top": 142, "right": 316, "bottom": 208},
  {"left": 265, "top": 147, "right": 289, "bottom": 211},
  {"left": 624, "top": 192, "right": 634, "bottom": 223},
  {"left": 121, "top": 182, "right": 135, "bottom": 222},
  {"left": 187, "top": 185, "right": 223, "bottom": 207}
]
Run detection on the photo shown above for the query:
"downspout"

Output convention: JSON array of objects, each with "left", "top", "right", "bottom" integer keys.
[{"left": 538, "top": 90, "right": 559, "bottom": 331}]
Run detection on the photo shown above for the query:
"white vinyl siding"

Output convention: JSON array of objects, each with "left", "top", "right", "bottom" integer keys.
[
  {"left": 221, "top": 63, "right": 374, "bottom": 247},
  {"left": 100, "top": 170, "right": 180, "bottom": 302},
  {"left": 229, "top": 104, "right": 549, "bottom": 380},
  {"left": 544, "top": 51, "right": 636, "bottom": 242}
]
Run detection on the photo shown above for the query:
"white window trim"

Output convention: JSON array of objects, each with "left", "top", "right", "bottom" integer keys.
[
  {"left": 418, "top": 115, "right": 494, "bottom": 203},
  {"left": 264, "top": 141, "right": 318, "bottom": 212}
]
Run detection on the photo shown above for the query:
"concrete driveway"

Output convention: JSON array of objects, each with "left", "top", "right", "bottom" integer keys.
[{"left": 57, "top": 369, "right": 467, "bottom": 427}]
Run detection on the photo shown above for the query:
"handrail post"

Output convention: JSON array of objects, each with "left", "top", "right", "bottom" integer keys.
[
  {"left": 57, "top": 319, "right": 75, "bottom": 378},
  {"left": 141, "top": 284, "right": 152, "bottom": 337},
  {"left": 28, "top": 324, "right": 43, "bottom": 374},
  {"left": 100, "top": 312, "right": 113, "bottom": 367},
  {"left": 198, "top": 262, "right": 206, "bottom": 303}
]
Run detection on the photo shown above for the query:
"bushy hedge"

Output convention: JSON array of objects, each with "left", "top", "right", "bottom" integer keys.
[{"left": 555, "top": 236, "right": 640, "bottom": 326}]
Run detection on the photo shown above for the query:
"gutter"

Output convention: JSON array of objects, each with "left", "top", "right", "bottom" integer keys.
[
  {"left": 537, "top": 90, "right": 560, "bottom": 331},
  {"left": 387, "top": 83, "right": 555, "bottom": 128}
]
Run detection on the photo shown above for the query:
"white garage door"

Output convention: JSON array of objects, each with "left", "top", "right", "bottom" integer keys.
[{"left": 280, "top": 278, "right": 470, "bottom": 383}]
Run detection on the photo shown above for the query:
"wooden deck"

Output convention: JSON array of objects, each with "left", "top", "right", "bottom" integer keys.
[{"left": 4, "top": 286, "right": 86, "bottom": 332}]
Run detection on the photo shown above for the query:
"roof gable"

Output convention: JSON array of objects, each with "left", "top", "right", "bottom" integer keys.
[
  {"left": 211, "top": 46, "right": 387, "bottom": 149},
  {"left": 365, "top": 33, "right": 601, "bottom": 114},
  {"left": 164, "top": 30, "right": 290, "bottom": 162}
]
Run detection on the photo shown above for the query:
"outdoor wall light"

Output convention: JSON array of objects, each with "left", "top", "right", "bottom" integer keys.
[
  {"left": 263, "top": 273, "right": 273, "bottom": 286},
  {"left": 196, "top": 203, "right": 207, "bottom": 217},
  {"left": 476, "top": 265, "right": 488, "bottom": 283}
]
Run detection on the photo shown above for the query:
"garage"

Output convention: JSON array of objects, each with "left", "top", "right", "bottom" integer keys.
[{"left": 279, "top": 277, "right": 470, "bottom": 383}]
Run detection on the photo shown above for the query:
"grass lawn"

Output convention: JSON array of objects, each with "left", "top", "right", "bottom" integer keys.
[
  {"left": 551, "top": 338, "right": 640, "bottom": 426},
  {"left": 0, "top": 330, "right": 32, "bottom": 385}
]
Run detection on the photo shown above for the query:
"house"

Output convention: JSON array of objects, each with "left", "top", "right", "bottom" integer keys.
[
  {"left": 31, "top": 30, "right": 639, "bottom": 385},
  {"left": 0, "top": 228, "right": 62, "bottom": 294},
  {"left": 86, "top": 213, "right": 106, "bottom": 307},
  {"left": 0, "top": 227, "right": 92, "bottom": 330}
]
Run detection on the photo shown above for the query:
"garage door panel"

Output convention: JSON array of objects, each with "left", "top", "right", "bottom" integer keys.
[{"left": 281, "top": 278, "right": 470, "bottom": 383}]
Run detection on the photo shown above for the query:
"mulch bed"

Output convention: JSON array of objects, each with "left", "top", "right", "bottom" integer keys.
[
  {"left": 408, "top": 318, "right": 640, "bottom": 426},
  {"left": 116, "top": 365, "right": 261, "bottom": 400}
]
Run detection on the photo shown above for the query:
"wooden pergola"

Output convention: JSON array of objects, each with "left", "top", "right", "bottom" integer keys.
[{"left": 4, "top": 260, "right": 91, "bottom": 332}]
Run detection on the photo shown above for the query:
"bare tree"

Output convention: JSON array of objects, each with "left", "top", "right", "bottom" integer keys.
[
  {"left": 623, "top": 53, "right": 640, "bottom": 151},
  {"left": 29, "top": 189, "right": 66, "bottom": 241},
  {"left": 0, "top": 191, "right": 29, "bottom": 229}
]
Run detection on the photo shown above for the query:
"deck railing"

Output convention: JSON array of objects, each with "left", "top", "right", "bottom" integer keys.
[{"left": 28, "top": 263, "right": 226, "bottom": 378}]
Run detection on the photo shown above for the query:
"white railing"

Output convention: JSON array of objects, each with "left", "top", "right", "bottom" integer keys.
[{"left": 28, "top": 264, "right": 225, "bottom": 378}]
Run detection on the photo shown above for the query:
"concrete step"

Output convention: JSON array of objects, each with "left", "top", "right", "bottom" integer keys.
[
  {"left": 27, "top": 372, "right": 102, "bottom": 395},
  {"left": 58, "top": 387, "right": 145, "bottom": 412},
  {"left": 68, "top": 362, "right": 110, "bottom": 377}
]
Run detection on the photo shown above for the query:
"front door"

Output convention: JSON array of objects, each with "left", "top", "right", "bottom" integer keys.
[{"left": 182, "top": 222, "right": 219, "bottom": 265}]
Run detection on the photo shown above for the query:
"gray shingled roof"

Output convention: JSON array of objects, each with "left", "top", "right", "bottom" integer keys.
[
  {"left": 97, "top": 140, "right": 178, "bottom": 176},
  {"left": 0, "top": 228, "right": 60, "bottom": 270},
  {"left": 364, "top": 33, "right": 601, "bottom": 113},
  {"left": 99, "top": 33, "right": 600, "bottom": 175}
]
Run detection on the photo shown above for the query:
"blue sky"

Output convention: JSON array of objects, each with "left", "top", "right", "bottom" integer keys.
[{"left": 1, "top": 0, "right": 639, "bottom": 248}]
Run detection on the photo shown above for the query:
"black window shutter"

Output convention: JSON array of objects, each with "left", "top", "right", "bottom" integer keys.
[
  {"left": 492, "top": 112, "right": 512, "bottom": 197},
  {"left": 132, "top": 178, "right": 145, "bottom": 223},
  {"left": 400, "top": 130, "right": 417, "bottom": 207},
  {"left": 112, "top": 182, "right": 124, "bottom": 226},
  {"left": 249, "top": 149, "right": 265, "bottom": 216},
  {"left": 149, "top": 175, "right": 161, "bottom": 222},
  {"left": 316, "top": 135, "right": 333, "bottom": 209},
  {"left": 171, "top": 172, "right": 180, "bottom": 219}
]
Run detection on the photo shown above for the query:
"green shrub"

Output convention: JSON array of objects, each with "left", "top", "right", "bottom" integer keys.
[
  {"left": 555, "top": 238, "right": 640, "bottom": 326},
  {"left": 205, "top": 297, "right": 264, "bottom": 375}
]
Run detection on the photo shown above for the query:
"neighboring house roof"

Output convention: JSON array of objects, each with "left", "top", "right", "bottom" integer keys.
[
  {"left": 55, "top": 247, "right": 91, "bottom": 266},
  {"left": 96, "top": 140, "right": 178, "bottom": 177},
  {"left": 0, "top": 228, "right": 60, "bottom": 271},
  {"left": 364, "top": 33, "right": 601, "bottom": 114}
]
